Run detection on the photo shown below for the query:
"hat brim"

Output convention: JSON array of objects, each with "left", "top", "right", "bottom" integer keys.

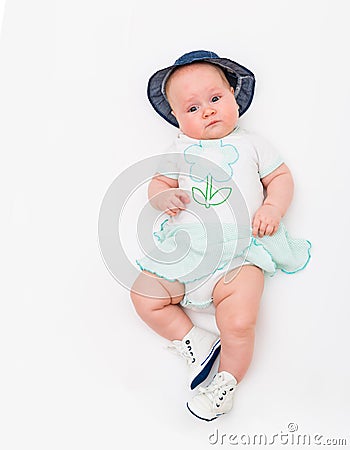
[{"left": 147, "top": 57, "right": 255, "bottom": 128}]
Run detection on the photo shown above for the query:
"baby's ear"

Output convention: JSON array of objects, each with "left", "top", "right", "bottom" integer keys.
[{"left": 230, "top": 86, "right": 235, "bottom": 94}]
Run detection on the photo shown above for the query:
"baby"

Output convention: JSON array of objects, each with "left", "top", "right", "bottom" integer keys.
[{"left": 130, "top": 50, "right": 311, "bottom": 421}]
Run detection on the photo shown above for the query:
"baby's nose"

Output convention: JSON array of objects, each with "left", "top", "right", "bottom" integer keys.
[{"left": 203, "top": 106, "right": 216, "bottom": 118}]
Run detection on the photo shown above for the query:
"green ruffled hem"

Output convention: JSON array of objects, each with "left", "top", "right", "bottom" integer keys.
[{"left": 136, "top": 221, "right": 311, "bottom": 283}]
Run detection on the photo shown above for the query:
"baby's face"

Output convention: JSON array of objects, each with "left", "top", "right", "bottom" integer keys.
[{"left": 166, "top": 63, "right": 239, "bottom": 140}]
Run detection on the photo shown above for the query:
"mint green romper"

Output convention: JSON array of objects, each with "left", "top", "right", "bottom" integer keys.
[{"left": 136, "top": 127, "right": 311, "bottom": 309}]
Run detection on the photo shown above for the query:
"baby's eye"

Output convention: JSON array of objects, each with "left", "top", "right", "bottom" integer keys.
[
  {"left": 211, "top": 96, "right": 220, "bottom": 103},
  {"left": 188, "top": 106, "right": 199, "bottom": 113}
]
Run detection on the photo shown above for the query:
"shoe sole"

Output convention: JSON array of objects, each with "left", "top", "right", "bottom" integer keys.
[{"left": 190, "top": 339, "right": 221, "bottom": 390}]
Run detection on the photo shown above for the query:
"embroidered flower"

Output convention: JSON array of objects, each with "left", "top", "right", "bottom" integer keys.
[{"left": 183, "top": 140, "right": 239, "bottom": 208}]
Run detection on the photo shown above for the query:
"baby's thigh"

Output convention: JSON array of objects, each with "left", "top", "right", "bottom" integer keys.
[
  {"left": 131, "top": 270, "right": 185, "bottom": 304},
  {"left": 212, "top": 266, "right": 264, "bottom": 318}
]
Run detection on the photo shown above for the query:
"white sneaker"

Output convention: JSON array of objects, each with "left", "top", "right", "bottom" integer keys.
[
  {"left": 187, "top": 371, "right": 237, "bottom": 421},
  {"left": 168, "top": 326, "right": 221, "bottom": 390}
]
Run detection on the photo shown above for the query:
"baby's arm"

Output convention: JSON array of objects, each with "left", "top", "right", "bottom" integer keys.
[
  {"left": 148, "top": 174, "right": 190, "bottom": 217},
  {"left": 252, "top": 163, "right": 294, "bottom": 237}
]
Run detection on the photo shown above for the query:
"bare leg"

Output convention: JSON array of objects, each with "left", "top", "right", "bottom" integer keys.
[
  {"left": 130, "top": 271, "right": 193, "bottom": 341},
  {"left": 212, "top": 265, "right": 264, "bottom": 383}
]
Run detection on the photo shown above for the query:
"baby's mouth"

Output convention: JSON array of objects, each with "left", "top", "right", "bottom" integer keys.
[{"left": 206, "top": 120, "right": 220, "bottom": 127}]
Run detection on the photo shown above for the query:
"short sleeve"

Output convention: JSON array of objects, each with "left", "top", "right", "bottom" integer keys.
[
  {"left": 155, "top": 143, "right": 180, "bottom": 180},
  {"left": 249, "top": 132, "right": 284, "bottom": 179}
]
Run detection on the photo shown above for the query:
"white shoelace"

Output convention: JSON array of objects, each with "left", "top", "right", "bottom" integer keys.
[
  {"left": 199, "top": 373, "right": 236, "bottom": 407},
  {"left": 167, "top": 340, "right": 195, "bottom": 365}
]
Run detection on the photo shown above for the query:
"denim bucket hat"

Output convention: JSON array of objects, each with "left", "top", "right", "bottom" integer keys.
[{"left": 147, "top": 50, "right": 255, "bottom": 128}]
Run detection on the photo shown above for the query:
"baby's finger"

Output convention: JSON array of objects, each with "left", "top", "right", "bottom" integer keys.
[
  {"left": 265, "top": 224, "right": 274, "bottom": 236},
  {"left": 252, "top": 219, "right": 260, "bottom": 237},
  {"left": 177, "top": 192, "right": 191, "bottom": 203},
  {"left": 171, "top": 196, "right": 187, "bottom": 210},
  {"left": 258, "top": 223, "right": 267, "bottom": 238},
  {"left": 175, "top": 193, "right": 190, "bottom": 207},
  {"left": 271, "top": 224, "right": 279, "bottom": 236},
  {"left": 165, "top": 207, "right": 179, "bottom": 216},
  {"left": 169, "top": 202, "right": 182, "bottom": 214}
]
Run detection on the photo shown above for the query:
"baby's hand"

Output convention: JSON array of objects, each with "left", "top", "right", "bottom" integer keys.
[
  {"left": 252, "top": 204, "right": 282, "bottom": 238},
  {"left": 152, "top": 188, "right": 191, "bottom": 216}
]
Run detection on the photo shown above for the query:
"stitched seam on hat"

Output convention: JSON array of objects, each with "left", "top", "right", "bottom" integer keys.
[
  {"left": 234, "top": 77, "right": 242, "bottom": 97},
  {"left": 234, "top": 75, "right": 253, "bottom": 98}
]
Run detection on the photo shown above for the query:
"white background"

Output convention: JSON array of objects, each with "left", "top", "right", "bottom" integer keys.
[{"left": 1, "top": 0, "right": 349, "bottom": 449}]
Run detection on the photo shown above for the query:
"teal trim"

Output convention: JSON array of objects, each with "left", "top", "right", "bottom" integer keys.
[
  {"left": 135, "top": 260, "right": 181, "bottom": 283},
  {"left": 153, "top": 218, "right": 169, "bottom": 242},
  {"left": 157, "top": 172, "right": 179, "bottom": 180},
  {"left": 259, "top": 159, "right": 284, "bottom": 179},
  {"left": 281, "top": 239, "right": 312, "bottom": 274},
  {"left": 250, "top": 236, "right": 312, "bottom": 276},
  {"left": 250, "top": 238, "right": 277, "bottom": 275}
]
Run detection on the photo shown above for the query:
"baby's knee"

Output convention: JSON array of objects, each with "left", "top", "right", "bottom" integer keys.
[
  {"left": 219, "top": 311, "right": 256, "bottom": 338},
  {"left": 215, "top": 292, "right": 259, "bottom": 337},
  {"left": 230, "top": 315, "right": 256, "bottom": 337}
]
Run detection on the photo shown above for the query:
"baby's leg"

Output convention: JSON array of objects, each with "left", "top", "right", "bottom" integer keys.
[
  {"left": 130, "top": 271, "right": 193, "bottom": 341},
  {"left": 212, "top": 265, "right": 264, "bottom": 383}
]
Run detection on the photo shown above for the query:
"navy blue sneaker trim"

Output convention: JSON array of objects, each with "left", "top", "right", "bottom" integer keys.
[
  {"left": 190, "top": 343, "right": 221, "bottom": 390},
  {"left": 201, "top": 339, "right": 221, "bottom": 366},
  {"left": 186, "top": 403, "right": 219, "bottom": 422}
]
